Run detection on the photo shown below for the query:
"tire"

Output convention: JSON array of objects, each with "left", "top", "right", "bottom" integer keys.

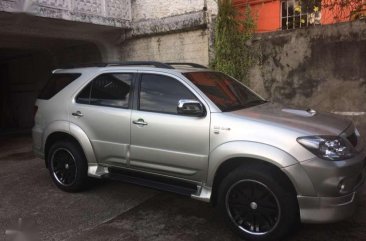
[
  {"left": 47, "top": 140, "right": 88, "bottom": 192},
  {"left": 217, "top": 164, "right": 299, "bottom": 241}
]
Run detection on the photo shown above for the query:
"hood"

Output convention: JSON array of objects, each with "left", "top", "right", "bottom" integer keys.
[{"left": 231, "top": 102, "right": 351, "bottom": 136}]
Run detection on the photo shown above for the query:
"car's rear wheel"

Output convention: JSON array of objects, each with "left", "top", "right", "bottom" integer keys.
[
  {"left": 217, "top": 165, "right": 299, "bottom": 241},
  {"left": 48, "top": 141, "right": 88, "bottom": 192}
]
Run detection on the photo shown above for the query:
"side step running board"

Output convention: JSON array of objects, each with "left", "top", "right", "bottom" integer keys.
[{"left": 102, "top": 170, "right": 198, "bottom": 197}]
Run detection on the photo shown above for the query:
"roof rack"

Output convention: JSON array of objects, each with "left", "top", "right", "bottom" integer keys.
[
  {"left": 106, "top": 61, "right": 174, "bottom": 69},
  {"left": 56, "top": 61, "right": 207, "bottom": 69},
  {"left": 57, "top": 61, "right": 174, "bottom": 69},
  {"left": 165, "top": 62, "right": 208, "bottom": 69}
]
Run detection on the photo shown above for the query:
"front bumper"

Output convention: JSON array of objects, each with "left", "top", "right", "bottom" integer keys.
[
  {"left": 298, "top": 191, "right": 359, "bottom": 223},
  {"left": 298, "top": 156, "right": 366, "bottom": 223}
]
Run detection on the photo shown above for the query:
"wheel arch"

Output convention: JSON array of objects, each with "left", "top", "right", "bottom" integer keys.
[
  {"left": 210, "top": 157, "right": 298, "bottom": 206},
  {"left": 44, "top": 123, "right": 97, "bottom": 168},
  {"left": 207, "top": 141, "right": 315, "bottom": 204}
]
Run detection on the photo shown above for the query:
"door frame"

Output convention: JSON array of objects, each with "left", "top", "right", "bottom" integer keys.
[
  {"left": 128, "top": 70, "right": 212, "bottom": 182},
  {"left": 131, "top": 70, "right": 212, "bottom": 113}
]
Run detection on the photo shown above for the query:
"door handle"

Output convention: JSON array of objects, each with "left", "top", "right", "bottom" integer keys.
[
  {"left": 72, "top": 111, "right": 83, "bottom": 117},
  {"left": 132, "top": 118, "right": 148, "bottom": 126}
]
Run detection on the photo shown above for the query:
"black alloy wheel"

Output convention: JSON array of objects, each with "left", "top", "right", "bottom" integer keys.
[
  {"left": 225, "top": 179, "right": 280, "bottom": 235},
  {"left": 48, "top": 141, "right": 88, "bottom": 192},
  {"left": 217, "top": 165, "right": 299, "bottom": 241},
  {"left": 51, "top": 148, "right": 78, "bottom": 186}
]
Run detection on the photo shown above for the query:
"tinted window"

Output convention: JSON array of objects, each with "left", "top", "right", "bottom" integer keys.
[
  {"left": 139, "top": 74, "right": 197, "bottom": 114},
  {"left": 76, "top": 73, "right": 133, "bottom": 108},
  {"left": 77, "top": 83, "right": 92, "bottom": 104},
  {"left": 39, "top": 73, "right": 81, "bottom": 100},
  {"left": 183, "top": 72, "right": 265, "bottom": 112}
]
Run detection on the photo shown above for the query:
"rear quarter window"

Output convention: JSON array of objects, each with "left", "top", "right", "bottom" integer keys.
[{"left": 38, "top": 73, "right": 81, "bottom": 100}]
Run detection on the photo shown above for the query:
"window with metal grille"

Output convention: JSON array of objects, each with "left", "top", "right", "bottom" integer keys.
[{"left": 281, "top": 0, "right": 321, "bottom": 30}]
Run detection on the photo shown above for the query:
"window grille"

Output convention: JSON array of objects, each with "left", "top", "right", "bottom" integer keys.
[{"left": 281, "top": 0, "right": 320, "bottom": 30}]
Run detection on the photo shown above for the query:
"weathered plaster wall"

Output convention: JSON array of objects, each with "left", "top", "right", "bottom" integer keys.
[
  {"left": 130, "top": 11, "right": 208, "bottom": 38},
  {"left": 121, "top": 29, "right": 209, "bottom": 65},
  {"left": 0, "top": 0, "right": 131, "bottom": 28},
  {"left": 122, "top": 0, "right": 217, "bottom": 65},
  {"left": 131, "top": 0, "right": 217, "bottom": 21},
  {"left": 249, "top": 20, "right": 366, "bottom": 133}
]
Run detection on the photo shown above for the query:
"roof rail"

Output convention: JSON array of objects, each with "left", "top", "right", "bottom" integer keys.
[
  {"left": 56, "top": 61, "right": 208, "bottom": 69},
  {"left": 106, "top": 61, "right": 174, "bottom": 69},
  {"left": 165, "top": 62, "right": 208, "bottom": 69},
  {"left": 56, "top": 61, "right": 174, "bottom": 69},
  {"left": 56, "top": 63, "right": 107, "bottom": 69}
]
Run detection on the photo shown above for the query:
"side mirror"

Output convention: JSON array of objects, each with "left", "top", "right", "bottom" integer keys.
[{"left": 177, "top": 99, "right": 205, "bottom": 117}]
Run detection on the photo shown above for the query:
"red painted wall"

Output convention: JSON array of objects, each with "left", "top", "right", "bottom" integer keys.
[
  {"left": 321, "top": 5, "right": 352, "bottom": 24},
  {"left": 233, "top": 0, "right": 362, "bottom": 33},
  {"left": 234, "top": 0, "right": 281, "bottom": 33}
]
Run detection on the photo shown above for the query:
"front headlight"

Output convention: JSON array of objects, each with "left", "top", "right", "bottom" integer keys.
[{"left": 297, "top": 136, "right": 355, "bottom": 161}]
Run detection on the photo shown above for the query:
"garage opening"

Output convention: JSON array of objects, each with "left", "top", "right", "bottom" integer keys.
[{"left": 0, "top": 39, "right": 102, "bottom": 135}]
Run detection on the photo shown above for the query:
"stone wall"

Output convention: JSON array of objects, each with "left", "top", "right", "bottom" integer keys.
[
  {"left": 121, "top": 29, "right": 210, "bottom": 65},
  {"left": 248, "top": 20, "right": 366, "bottom": 134}
]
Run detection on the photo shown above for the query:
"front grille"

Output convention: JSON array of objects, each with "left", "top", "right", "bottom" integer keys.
[{"left": 347, "top": 132, "right": 358, "bottom": 147}]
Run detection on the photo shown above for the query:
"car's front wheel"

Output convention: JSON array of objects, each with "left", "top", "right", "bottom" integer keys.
[
  {"left": 48, "top": 141, "right": 88, "bottom": 192},
  {"left": 217, "top": 165, "right": 299, "bottom": 241}
]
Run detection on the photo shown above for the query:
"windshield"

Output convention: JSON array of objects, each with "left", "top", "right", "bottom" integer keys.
[{"left": 183, "top": 71, "right": 266, "bottom": 112}]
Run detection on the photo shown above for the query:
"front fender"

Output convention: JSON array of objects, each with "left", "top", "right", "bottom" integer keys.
[{"left": 207, "top": 141, "right": 317, "bottom": 196}]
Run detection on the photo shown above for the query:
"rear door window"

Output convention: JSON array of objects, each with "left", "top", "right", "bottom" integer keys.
[
  {"left": 38, "top": 73, "right": 81, "bottom": 100},
  {"left": 76, "top": 73, "right": 133, "bottom": 108}
]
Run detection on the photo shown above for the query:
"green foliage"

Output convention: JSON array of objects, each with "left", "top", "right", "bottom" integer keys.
[{"left": 211, "top": 0, "right": 256, "bottom": 84}]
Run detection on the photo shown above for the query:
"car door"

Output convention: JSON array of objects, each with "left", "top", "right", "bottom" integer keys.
[
  {"left": 129, "top": 73, "right": 210, "bottom": 182},
  {"left": 69, "top": 72, "right": 135, "bottom": 167}
]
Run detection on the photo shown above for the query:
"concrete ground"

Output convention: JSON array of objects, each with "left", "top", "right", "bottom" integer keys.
[{"left": 1, "top": 135, "right": 365, "bottom": 241}]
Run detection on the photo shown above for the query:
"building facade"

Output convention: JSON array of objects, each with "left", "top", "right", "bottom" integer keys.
[{"left": 234, "top": 0, "right": 366, "bottom": 32}]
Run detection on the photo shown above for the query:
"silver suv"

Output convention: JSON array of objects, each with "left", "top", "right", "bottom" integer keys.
[{"left": 32, "top": 62, "right": 366, "bottom": 241}]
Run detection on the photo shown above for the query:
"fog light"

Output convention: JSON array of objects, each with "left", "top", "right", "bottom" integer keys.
[{"left": 338, "top": 180, "right": 346, "bottom": 193}]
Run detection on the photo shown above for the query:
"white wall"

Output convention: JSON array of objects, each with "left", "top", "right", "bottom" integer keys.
[
  {"left": 131, "top": 0, "right": 218, "bottom": 21},
  {"left": 121, "top": 29, "right": 210, "bottom": 65}
]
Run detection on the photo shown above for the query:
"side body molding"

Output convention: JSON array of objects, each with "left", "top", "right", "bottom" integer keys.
[{"left": 207, "top": 141, "right": 316, "bottom": 196}]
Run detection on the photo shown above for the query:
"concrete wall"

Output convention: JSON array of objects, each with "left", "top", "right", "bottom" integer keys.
[
  {"left": 121, "top": 0, "right": 218, "bottom": 65},
  {"left": 131, "top": 0, "right": 217, "bottom": 21},
  {"left": 121, "top": 29, "right": 210, "bottom": 65},
  {"left": 0, "top": 0, "right": 131, "bottom": 28},
  {"left": 248, "top": 20, "right": 366, "bottom": 134}
]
